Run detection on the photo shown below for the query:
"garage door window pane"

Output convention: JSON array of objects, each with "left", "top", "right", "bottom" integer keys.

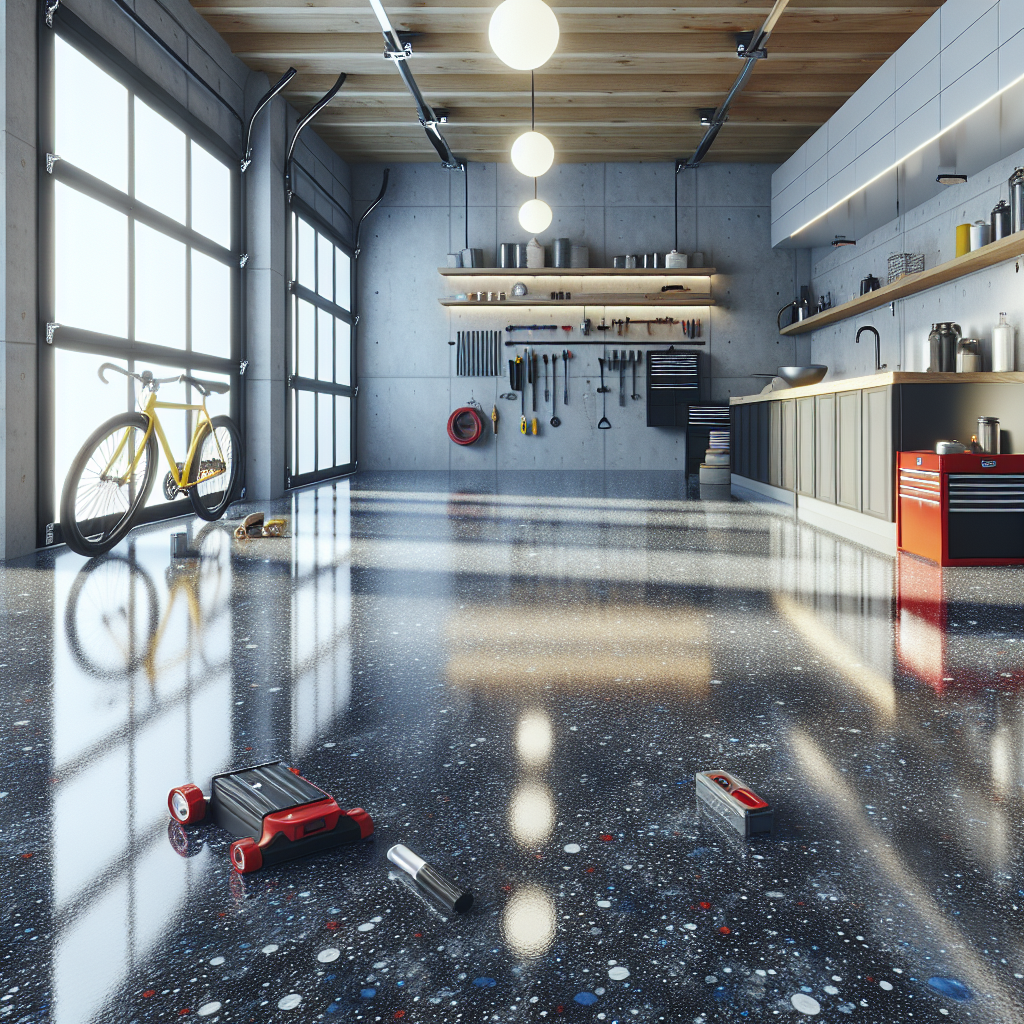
[
  {"left": 298, "top": 391, "right": 315, "bottom": 475},
  {"left": 55, "top": 183, "right": 128, "bottom": 338},
  {"left": 335, "top": 248, "right": 351, "bottom": 311},
  {"left": 55, "top": 37, "right": 127, "bottom": 193},
  {"left": 297, "top": 299, "right": 315, "bottom": 379},
  {"left": 335, "top": 321, "right": 351, "bottom": 386},
  {"left": 317, "top": 232, "right": 333, "bottom": 302},
  {"left": 135, "top": 223, "right": 186, "bottom": 351},
  {"left": 317, "top": 395, "right": 334, "bottom": 471},
  {"left": 191, "top": 250, "right": 231, "bottom": 358},
  {"left": 135, "top": 97, "right": 185, "bottom": 224},
  {"left": 297, "top": 218, "right": 315, "bottom": 292},
  {"left": 317, "top": 309, "right": 333, "bottom": 382},
  {"left": 335, "top": 396, "right": 351, "bottom": 466},
  {"left": 190, "top": 141, "right": 231, "bottom": 248}
]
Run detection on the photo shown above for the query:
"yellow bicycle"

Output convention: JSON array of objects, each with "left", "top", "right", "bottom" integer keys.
[{"left": 60, "top": 363, "right": 242, "bottom": 556}]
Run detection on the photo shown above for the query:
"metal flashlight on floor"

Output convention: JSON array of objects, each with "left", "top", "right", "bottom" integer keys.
[{"left": 387, "top": 844, "right": 474, "bottom": 913}]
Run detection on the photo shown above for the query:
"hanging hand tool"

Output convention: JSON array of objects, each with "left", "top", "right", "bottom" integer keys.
[
  {"left": 516, "top": 354, "right": 526, "bottom": 434},
  {"left": 634, "top": 350, "right": 643, "bottom": 398},
  {"left": 491, "top": 405, "right": 498, "bottom": 434},
  {"left": 542, "top": 353, "right": 550, "bottom": 401},
  {"left": 630, "top": 351, "right": 641, "bottom": 400},
  {"left": 597, "top": 358, "right": 611, "bottom": 429},
  {"left": 563, "top": 350, "right": 572, "bottom": 404},
  {"left": 530, "top": 350, "right": 537, "bottom": 411},
  {"left": 580, "top": 317, "right": 591, "bottom": 336},
  {"left": 505, "top": 324, "right": 559, "bottom": 333},
  {"left": 596, "top": 317, "right": 611, "bottom": 332},
  {"left": 619, "top": 352, "right": 626, "bottom": 407},
  {"left": 561, "top": 325, "right": 572, "bottom": 334},
  {"left": 550, "top": 354, "right": 561, "bottom": 426},
  {"left": 531, "top": 417, "right": 538, "bottom": 435}
]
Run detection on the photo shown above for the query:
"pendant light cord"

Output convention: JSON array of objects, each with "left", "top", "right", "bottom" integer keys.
[{"left": 532, "top": 71, "right": 537, "bottom": 199}]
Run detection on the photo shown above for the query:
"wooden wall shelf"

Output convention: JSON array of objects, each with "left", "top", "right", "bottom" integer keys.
[
  {"left": 440, "top": 297, "right": 716, "bottom": 308},
  {"left": 438, "top": 266, "right": 715, "bottom": 277},
  {"left": 779, "top": 229, "right": 1024, "bottom": 336}
]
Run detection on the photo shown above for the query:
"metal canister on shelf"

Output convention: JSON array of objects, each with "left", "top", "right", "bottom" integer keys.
[
  {"left": 666, "top": 250, "right": 688, "bottom": 269},
  {"left": 991, "top": 200, "right": 1011, "bottom": 241},
  {"left": 624, "top": 254, "right": 637, "bottom": 269},
  {"left": 969, "top": 221, "right": 990, "bottom": 250},
  {"left": 955, "top": 223, "right": 971, "bottom": 257},
  {"left": 1009, "top": 167, "right": 1024, "bottom": 235},
  {"left": 513, "top": 243, "right": 529, "bottom": 268},
  {"left": 499, "top": 242, "right": 515, "bottom": 268},
  {"left": 612, "top": 255, "right": 627, "bottom": 269},
  {"left": 955, "top": 337, "right": 981, "bottom": 372},
  {"left": 977, "top": 416, "right": 1000, "bottom": 454},
  {"left": 551, "top": 238, "right": 572, "bottom": 268},
  {"left": 570, "top": 244, "right": 589, "bottom": 268}
]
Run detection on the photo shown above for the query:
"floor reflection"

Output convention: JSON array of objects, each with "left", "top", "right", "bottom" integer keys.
[{"left": 1, "top": 472, "right": 1022, "bottom": 1022}]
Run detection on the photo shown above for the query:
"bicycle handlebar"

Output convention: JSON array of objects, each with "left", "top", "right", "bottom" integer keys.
[{"left": 97, "top": 362, "right": 229, "bottom": 396}]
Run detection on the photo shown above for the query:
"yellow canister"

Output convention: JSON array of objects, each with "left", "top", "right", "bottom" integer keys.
[{"left": 955, "top": 222, "right": 971, "bottom": 257}]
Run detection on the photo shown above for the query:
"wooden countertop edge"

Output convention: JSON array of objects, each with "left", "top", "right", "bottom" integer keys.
[{"left": 729, "top": 371, "right": 1024, "bottom": 405}]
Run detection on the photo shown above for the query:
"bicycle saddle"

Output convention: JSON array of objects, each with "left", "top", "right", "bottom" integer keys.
[{"left": 179, "top": 374, "right": 230, "bottom": 396}]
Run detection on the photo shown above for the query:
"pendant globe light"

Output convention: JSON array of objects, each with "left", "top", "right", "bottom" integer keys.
[
  {"left": 511, "top": 72, "right": 554, "bottom": 177},
  {"left": 489, "top": 0, "right": 559, "bottom": 71},
  {"left": 519, "top": 196, "right": 552, "bottom": 232}
]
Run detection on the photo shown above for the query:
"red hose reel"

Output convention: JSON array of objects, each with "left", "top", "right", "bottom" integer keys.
[{"left": 447, "top": 406, "right": 484, "bottom": 445}]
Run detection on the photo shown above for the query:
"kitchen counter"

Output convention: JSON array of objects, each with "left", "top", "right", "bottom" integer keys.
[
  {"left": 730, "top": 371, "right": 1024, "bottom": 405},
  {"left": 727, "top": 372, "right": 1024, "bottom": 554}
]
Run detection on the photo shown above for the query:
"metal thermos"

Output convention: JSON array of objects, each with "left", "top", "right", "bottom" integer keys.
[
  {"left": 929, "top": 322, "right": 961, "bottom": 372},
  {"left": 499, "top": 242, "right": 515, "bottom": 268},
  {"left": 977, "top": 416, "right": 1000, "bottom": 454},
  {"left": 1009, "top": 167, "right": 1024, "bottom": 235},
  {"left": 991, "top": 200, "right": 1011, "bottom": 241}
]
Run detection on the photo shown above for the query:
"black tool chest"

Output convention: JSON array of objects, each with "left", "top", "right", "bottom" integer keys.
[{"left": 646, "top": 349, "right": 701, "bottom": 427}]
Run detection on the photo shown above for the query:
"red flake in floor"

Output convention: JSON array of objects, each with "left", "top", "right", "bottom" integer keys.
[
  {"left": 718, "top": 926, "right": 731, "bottom": 934},
  {"left": 699, "top": 901, "right": 711, "bottom": 909},
  {"left": 393, "top": 1012, "right": 405, "bottom": 1019},
  {"left": 141, "top": 990, "right": 156, "bottom": 998},
  {"left": 325, "top": 921, "right": 338, "bottom": 930},
  {"left": 600, "top": 834, "right": 613, "bottom": 841}
]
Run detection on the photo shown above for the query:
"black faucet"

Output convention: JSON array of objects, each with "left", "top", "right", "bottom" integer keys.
[{"left": 856, "top": 325, "right": 886, "bottom": 371}]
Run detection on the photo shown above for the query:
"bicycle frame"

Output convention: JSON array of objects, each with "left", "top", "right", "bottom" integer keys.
[{"left": 104, "top": 386, "right": 226, "bottom": 491}]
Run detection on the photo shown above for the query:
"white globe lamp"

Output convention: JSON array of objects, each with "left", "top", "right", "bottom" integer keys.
[
  {"left": 519, "top": 198, "right": 552, "bottom": 233},
  {"left": 511, "top": 131, "right": 554, "bottom": 177},
  {"left": 489, "top": 0, "right": 560, "bottom": 71}
]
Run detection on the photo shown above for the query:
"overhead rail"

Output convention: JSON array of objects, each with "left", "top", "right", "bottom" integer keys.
[{"left": 367, "top": 0, "right": 463, "bottom": 169}]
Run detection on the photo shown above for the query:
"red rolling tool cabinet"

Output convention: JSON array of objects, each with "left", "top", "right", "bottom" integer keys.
[{"left": 896, "top": 451, "right": 1024, "bottom": 566}]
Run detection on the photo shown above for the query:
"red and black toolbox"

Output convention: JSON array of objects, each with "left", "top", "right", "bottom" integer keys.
[
  {"left": 168, "top": 760, "right": 373, "bottom": 874},
  {"left": 897, "top": 451, "right": 1024, "bottom": 566}
]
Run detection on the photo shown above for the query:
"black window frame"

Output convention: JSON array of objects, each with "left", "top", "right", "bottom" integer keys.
[
  {"left": 37, "top": 5, "right": 241, "bottom": 548},
  {"left": 286, "top": 194, "right": 356, "bottom": 490}
]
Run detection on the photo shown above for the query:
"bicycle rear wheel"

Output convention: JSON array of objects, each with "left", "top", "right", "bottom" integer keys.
[
  {"left": 60, "top": 413, "right": 157, "bottom": 556},
  {"left": 188, "top": 415, "right": 242, "bottom": 521}
]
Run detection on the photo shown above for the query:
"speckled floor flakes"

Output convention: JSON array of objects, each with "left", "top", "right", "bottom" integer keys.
[{"left": 1, "top": 470, "right": 1022, "bottom": 1023}]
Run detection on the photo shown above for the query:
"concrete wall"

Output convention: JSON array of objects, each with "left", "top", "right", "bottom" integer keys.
[
  {"left": 352, "top": 161, "right": 805, "bottom": 472},
  {"left": 1, "top": 0, "right": 39, "bottom": 559},
  {"left": 0, "top": 0, "right": 352, "bottom": 558},
  {"left": 772, "top": 0, "right": 1024, "bottom": 246},
  {"left": 805, "top": 145, "right": 1024, "bottom": 379}
]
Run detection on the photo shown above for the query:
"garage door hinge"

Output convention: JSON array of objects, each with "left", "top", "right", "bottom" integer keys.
[
  {"left": 46, "top": 323, "right": 60, "bottom": 345},
  {"left": 45, "top": 0, "right": 60, "bottom": 28},
  {"left": 46, "top": 153, "right": 61, "bottom": 174},
  {"left": 239, "top": 253, "right": 249, "bottom": 268},
  {"left": 239, "top": 359, "right": 249, "bottom": 376},
  {"left": 45, "top": 523, "right": 55, "bottom": 546}
]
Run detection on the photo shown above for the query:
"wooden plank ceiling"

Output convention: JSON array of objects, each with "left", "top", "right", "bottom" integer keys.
[{"left": 193, "top": 0, "right": 943, "bottom": 164}]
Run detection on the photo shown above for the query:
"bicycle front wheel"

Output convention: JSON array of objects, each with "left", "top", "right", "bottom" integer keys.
[
  {"left": 60, "top": 413, "right": 158, "bottom": 556},
  {"left": 188, "top": 415, "right": 242, "bottom": 521}
]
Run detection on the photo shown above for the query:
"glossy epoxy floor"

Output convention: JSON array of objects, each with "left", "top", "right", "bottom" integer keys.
[{"left": 2, "top": 471, "right": 1023, "bottom": 1024}]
